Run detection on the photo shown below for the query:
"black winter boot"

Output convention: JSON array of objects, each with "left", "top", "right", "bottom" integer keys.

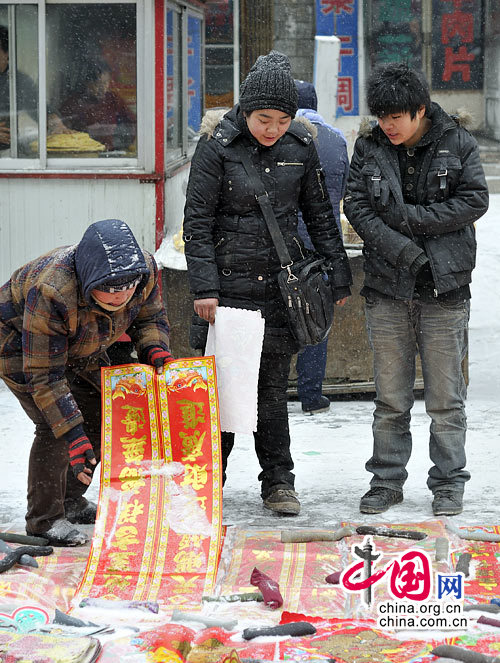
[
  {"left": 360, "top": 487, "right": 403, "bottom": 514},
  {"left": 432, "top": 490, "right": 463, "bottom": 516},
  {"left": 64, "top": 497, "right": 98, "bottom": 524}
]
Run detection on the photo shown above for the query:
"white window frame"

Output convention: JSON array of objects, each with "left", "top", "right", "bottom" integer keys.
[
  {"left": 0, "top": 0, "right": 155, "bottom": 172},
  {"left": 165, "top": 0, "right": 204, "bottom": 171}
]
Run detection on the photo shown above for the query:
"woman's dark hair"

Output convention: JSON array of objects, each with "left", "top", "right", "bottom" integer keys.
[
  {"left": 366, "top": 62, "right": 431, "bottom": 119},
  {"left": 83, "top": 58, "right": 112, "bottom": 85}
]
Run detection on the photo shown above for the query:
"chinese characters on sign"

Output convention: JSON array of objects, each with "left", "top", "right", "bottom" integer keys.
[
  {"left": 316, "top": 0, "right": 358, "bottom": 116},
  {"left": 432, "top": 0, "right": 483, "bottom": 89}
]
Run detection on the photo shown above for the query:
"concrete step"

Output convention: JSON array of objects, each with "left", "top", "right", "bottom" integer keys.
[
  {"left": 482, "top": 162, "right": 500, "bottom": 176},
  {"left": 481, "top": 162, "right": 500, "bottom": 193},
  {"left": 486, "top": 175, "right": 500, "bottom": 193},
  {"left": 477, "top": 139, "right": 500, "bottom": 192}
]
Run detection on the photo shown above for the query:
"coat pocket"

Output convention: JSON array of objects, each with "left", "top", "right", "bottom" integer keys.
[
  {"left": 361, "top": 164, "right": 390, "bottom": 211},
  {"left": 425, "top": 155, "right": 462, "bottom": 202}
]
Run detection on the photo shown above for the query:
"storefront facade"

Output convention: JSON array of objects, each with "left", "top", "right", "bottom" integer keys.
[{"left": 0, "top": 0, "right": 205, "bottom": 285}]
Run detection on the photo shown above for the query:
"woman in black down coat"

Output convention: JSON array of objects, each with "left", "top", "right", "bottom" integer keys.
[{"left": 183, "top": 51, "right": 352, "bottom": 515}]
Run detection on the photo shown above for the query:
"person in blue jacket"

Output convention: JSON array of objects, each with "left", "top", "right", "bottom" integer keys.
[{"left": 294, "top": 80, "right": 349, "bottom": 414}]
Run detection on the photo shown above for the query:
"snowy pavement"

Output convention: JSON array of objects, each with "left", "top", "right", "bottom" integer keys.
[{"left": 1, "top": 196, "right": 499, "bottom": 533}]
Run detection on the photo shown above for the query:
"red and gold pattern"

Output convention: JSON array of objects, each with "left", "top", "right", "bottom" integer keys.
[
  {"left": 451, "top": 526, "right": 500, "bottom": 599},
  {"left": 216, "top": 529, "right": 347, "bottom": 617},
  {"left": 97, "top": 617, "right": 500, "bottom": 663},
  {"left": 73, "top": 359, "right": 222, "bottom": 610},
  {"left": 0, "top": 546, "right": 89, "bottom": 613}
]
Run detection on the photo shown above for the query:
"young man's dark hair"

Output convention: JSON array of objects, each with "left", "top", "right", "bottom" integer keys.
[
  {"left": 0, "top": 25, "right": 7, "bottom": 54},
  {"left": 366, "top": 62, "right": 431, "bottom": 119}
]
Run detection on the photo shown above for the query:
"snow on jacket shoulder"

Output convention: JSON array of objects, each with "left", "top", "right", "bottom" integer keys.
[
  {"left": 344, "top": 102, "right": 489, "bottom": 299},
  {"left": 0, "top": 220, "right": 170, "bottom": 437},
  {"left": 183, "top": 104, "right": 352, "bottom": 352}
]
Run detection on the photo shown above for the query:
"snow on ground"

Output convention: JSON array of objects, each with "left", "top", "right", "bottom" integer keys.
[{"left": 1, "top": 196, "right": 499, "bottom": 532}]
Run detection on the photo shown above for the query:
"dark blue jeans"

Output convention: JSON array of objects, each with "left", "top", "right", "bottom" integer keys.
[
  {"left": 364, "top": 295, "right": 470, "bottom": 494},
  {"left": 296, "top": 338, "right": 328, "bottom": 406}
]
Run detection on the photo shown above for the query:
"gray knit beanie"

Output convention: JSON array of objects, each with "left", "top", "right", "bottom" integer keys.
[{"left": 239, "top": 50, "right": 298, "bottom": 118}]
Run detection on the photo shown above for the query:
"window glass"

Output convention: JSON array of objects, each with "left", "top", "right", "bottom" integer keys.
[
  {"left": 0, "top": 5, "right": 39, "bottom": 159},
  {"left": 46, "top": 4, "right": 137, "bottom": 159},
  {"left": 206, "top": 46, "right": 233, "bottom": 108},
  {"left": 205, "top": 0, "right": 234, "bottom": 109},
  {"left": 166, "top": 7, "right": 181, "bottom": 157},
  {"left": 187, "top": 14, "right": 202, "bottom": 145}
]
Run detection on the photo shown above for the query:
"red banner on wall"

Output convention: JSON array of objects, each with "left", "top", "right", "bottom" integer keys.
[{"left": 73, "top": 358, "right": 222, "bottom": 611}]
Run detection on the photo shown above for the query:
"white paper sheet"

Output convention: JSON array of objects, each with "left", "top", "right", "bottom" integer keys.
[{"left": 205, "top": 306, "right": 265, "bottom": 434}]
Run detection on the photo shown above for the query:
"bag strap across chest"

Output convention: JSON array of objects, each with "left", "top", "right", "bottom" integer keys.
[{"left": 235, "top": 144, "right": 294, "bottom": 271}]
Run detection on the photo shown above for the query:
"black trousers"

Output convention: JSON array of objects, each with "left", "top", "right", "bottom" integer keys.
[
  {"left": 221, "top": 351, "right": 295, "bottom": 498},
  {"left": 9, "top": 374, "right": 101, "bottom": 534},
  {"left": 10, "top": 342, "right": 134, "bottom": 534}
]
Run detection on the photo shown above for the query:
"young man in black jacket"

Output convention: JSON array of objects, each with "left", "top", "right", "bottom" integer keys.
[{"left": 344, "top": 63, "right": 488, "bottom": 517}]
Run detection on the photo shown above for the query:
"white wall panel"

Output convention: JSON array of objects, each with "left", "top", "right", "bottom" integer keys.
[{"left": 0, "top": 178, "right": 156, "bottom": 284}]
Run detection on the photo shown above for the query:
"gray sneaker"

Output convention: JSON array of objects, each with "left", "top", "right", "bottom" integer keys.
[
  {"left": 432, "top": 490, "right": 463, "bottom": 516},
  {"left": 263, "top": 489, "right": 300, "bottom": 516}
]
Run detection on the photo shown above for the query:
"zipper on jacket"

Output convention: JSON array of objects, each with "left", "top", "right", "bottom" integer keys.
[
  {"left": 277, "top": 161, "right": 303, "bottom": 166},
  {"left": 214, "top": 236, "right": 225, "bottom": 249},
  {"left": 293, "top": 236, "right": 306, "bottom": 259},
  {"left": 316, "top": 169, "right": 326, "bottom": 200}
]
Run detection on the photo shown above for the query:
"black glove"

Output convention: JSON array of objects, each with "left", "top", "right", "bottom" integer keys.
[
  {"left": 66, "top": 425, "right": 96, "bottom": 479},
  {"left": 145, "top": 346, "right": 175, "bottom": 374}
]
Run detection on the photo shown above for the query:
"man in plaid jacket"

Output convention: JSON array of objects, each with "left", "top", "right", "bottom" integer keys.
[{"left": 0, "top": 219, "right": 172, "bottom": 545}]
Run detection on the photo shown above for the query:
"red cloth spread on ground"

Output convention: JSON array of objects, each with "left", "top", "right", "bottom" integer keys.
[
  {"left": 73, "top": 359, "right": 222, "bottom": 610},
  {"left": 0, "top": 544, "right": 89, "bottom": 613},
  {"left": 215, "top": 529, "right": 346, "bottom": 616},
  {"left": 451, "top": 526, "right": 500, "bottom": 600}
]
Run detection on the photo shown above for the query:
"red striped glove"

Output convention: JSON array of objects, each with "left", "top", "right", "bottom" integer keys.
[
  {"left": 66, "top": 427, "right": 96, "bottom": 479},
  {"left": 146, "top": 347, "right": 175, "bottom": 374}
]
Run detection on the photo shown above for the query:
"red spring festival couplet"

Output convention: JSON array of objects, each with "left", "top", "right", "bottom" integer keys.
[{"left": 74, "top": 358, "right": 222, "bottom": 610}]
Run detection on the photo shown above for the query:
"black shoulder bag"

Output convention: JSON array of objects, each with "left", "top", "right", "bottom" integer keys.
[{"left": 236, "top": 145, "right": 335, "bottom": 349}]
